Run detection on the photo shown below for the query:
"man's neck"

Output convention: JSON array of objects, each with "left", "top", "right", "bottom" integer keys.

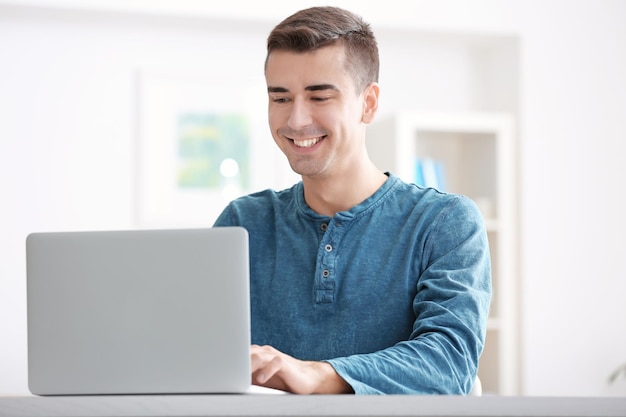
[{"left": 301, "top": 163, "right": 388, "bottom": 217}]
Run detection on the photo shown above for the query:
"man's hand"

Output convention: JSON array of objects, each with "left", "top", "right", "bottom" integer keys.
[{"left": 250, "top": 344, "right": 353, "bottom": 394}]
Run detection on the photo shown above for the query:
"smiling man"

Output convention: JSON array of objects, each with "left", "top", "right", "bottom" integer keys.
[
  {"left": 265, "top": 43, "right": 385, "bottom": 217},
  {"left": 214, "top": 6, "right": 491, "bottom": 395}
]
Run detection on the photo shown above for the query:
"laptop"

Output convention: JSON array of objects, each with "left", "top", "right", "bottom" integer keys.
[{"left": 25, "top": 227, "right": 273, "bottom": 395}]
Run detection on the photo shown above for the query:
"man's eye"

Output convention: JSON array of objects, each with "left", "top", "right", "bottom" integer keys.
[
  {"left": 311, "top": 96, "right": 330, "bottom": 102},
  {"left": 272, "top": 96, "right": 290, "bottom": 103}
]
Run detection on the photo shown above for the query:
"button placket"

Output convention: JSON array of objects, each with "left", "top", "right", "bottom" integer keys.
[
  {"left": 314, "top": 218, "right": 349, "bottom": 304},
  {"left": 320, "top": 240, "right": 335, "bottom": 270}
]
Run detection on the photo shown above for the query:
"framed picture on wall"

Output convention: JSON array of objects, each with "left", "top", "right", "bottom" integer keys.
[{"left": 134, "top": 70, "right": 270, "bottom": 228}]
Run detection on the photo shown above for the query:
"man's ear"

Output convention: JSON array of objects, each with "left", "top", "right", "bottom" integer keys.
[{"left": 361, "top": 82, "right": 380, "bottom": 124}]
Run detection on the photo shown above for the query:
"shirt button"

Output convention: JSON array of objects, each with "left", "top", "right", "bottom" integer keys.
[
  {"left": 322, "top": 269, "right": 330, "bottom": 278},
  {"left": 324, "top": 244, "right": 333, "bottom": 252},
  {"left": 320, "top": 223, "right": 328, "bottom": 231}
]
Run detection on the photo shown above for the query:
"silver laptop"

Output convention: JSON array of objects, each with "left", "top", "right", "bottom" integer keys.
[{"left": 26, "top": 227, "right": 254, "bottom": 395}]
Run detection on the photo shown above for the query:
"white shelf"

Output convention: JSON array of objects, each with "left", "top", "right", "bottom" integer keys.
[
  {"left": 484, "top": 219, "right": 499, "bottom": 232},
  {"left": 487, "top": 317, "right": 503, "bottom": 330},
  {"left": 367, "top": 111, "right": 518, "bottom": 395}
]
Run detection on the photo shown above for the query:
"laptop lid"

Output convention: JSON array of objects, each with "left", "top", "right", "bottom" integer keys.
[{"left": 26, "top": 227, "right": 251, "bottom": 395}]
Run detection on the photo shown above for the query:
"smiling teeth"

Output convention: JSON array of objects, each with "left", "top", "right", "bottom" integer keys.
[{"left": 293, "top": 137, "right": 322, "bottom": 148}]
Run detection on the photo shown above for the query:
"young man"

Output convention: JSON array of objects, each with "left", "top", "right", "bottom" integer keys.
[{"left": 214, "top": 6, "right": 491, "bottom": 395}]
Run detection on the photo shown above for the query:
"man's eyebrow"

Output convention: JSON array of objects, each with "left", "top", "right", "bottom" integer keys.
[
  {"left": 306, "top": 84, "right": 339, "bottom": 92},
  {"left": 267, "top": 86, "right": 289, "bottom": 93}
]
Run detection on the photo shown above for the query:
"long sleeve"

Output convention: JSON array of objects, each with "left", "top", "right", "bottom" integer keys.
[{"left": 327, "top": 196, "right": 491, "bottom": 394}]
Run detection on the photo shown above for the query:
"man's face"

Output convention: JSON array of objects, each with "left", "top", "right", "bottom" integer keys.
[{"left": 265, "top": 44, "right": 370, "bottom": 179}]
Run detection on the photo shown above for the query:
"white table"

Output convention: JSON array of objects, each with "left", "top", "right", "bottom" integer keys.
[{"left": 1, "top": 395, "right": 625, "bottom": 417}]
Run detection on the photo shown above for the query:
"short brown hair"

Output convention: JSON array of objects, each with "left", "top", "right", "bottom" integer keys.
[{"left": 265, "top": 6, "right": 379, "bottom": 93}]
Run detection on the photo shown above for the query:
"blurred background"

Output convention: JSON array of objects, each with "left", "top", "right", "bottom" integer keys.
[{"left": 1, "top": 0, "right": 625, "bottom": 396}]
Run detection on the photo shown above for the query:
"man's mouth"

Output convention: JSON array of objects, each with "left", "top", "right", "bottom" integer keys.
[{"left": 291, "top": 136, "right": 324, "bottom": 148}]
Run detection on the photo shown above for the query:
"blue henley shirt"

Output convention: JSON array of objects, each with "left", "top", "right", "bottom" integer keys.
[{"left": 213, "top": 173, "right": 491, "bottom": 394}]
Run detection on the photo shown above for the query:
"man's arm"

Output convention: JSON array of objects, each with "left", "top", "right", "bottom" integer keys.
[{"left": 326, "top": 196, "right": 492, "bottom": 394}]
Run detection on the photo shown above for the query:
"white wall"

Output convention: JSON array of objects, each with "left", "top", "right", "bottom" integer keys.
[
  {"left": 517, "top": 1, "right": 626, "bottom": 396},
  {"left": 1, "top": 0, "right": 625, "bottom": 396}
]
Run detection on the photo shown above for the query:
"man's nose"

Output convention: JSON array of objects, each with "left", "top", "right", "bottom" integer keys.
[{"left": 287, "top": 99, "right": 313, "bottom": 130}]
